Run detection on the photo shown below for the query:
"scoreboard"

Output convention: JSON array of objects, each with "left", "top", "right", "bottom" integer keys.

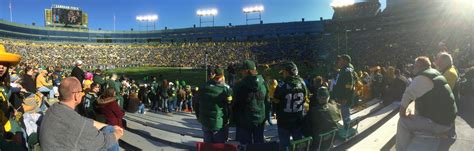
[{"left": 45, "top": 5, "right": 88, "bottom": 29}]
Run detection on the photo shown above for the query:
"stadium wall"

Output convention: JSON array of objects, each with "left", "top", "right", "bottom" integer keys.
[{"left": 0, "top": 19, "right": 323, "bottom": 43}]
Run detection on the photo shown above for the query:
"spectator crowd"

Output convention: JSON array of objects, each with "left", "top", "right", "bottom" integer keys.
[{"left": 0, "top": 27, "right": 472, "bottom": 151}]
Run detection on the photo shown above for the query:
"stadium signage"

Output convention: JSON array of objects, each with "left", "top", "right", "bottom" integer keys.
[{"left": 52, "top": 4, "right": 80, "bottom": 10}]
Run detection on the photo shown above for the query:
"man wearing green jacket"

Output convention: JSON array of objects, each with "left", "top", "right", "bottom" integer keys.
[
  {"left": 233, "top": 60, "right": 268, "bottom": 145},
  {"left": 93, "top": 69, "right": 106, "bottom": 95},
  {"left": 274, "top": 62, "right": 309, "bottom": 150},
  {"left": 107, "top": 73, "right": 124, "bottom": 109},
  {"left": 196, "top": 68, "right": 232, "bottom": 143},
  {"left": 396, "top": 56, "right": 456, "bottom": 150},
  {"left": 150, "top": 76, "right": 160, "bottom": 111},
  {"left": 332, "top": 54, "right": 356, "bottom": 129},
  {"left": 303, "top": 87, "right": 341, "bottom": 150}
]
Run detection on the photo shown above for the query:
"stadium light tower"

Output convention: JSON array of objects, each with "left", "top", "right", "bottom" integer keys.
[
  {"left": 197, "top": 8, "right": 218, "bottom": 27},
  {"left": 243, "top": 5, "right": 264, "bottom": 25},
  {"left": 136, "top": 15, "right": 158, "bottom": 31}
]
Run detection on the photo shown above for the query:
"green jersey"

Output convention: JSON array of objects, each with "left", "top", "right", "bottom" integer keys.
[
  {"left": 150, "top": 81, "right": 159, "bottom": 95},
  {"left": 333, "top": 64, "right": 356, "bottom": 106},
  {"left": 274, "top": 76, "right": 308, "bottom": 129}
]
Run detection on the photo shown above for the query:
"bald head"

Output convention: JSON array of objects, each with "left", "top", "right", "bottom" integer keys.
[{"left": 59, "top": 77, "right": 82, "bottom": 102}]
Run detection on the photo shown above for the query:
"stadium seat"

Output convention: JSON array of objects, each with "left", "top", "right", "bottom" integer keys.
[
  {"left": 337, "top": 117, "right": 361, "bottom": 141},
  {"left": 243, "top": 142, "right": 279, "bottom": 151},
  {"left": 196, "top": 142, "right": 238, "bottom": 151},
  {"left": 318, "top": 129, "right": 338, "bottom": 151},
  {"left": 289, "top": 136, "right": 312, "bottom": 151}
]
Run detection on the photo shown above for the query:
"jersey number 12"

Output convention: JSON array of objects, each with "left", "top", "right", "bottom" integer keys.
[{"left": 284, "top": 93, "right": 304, "bottom": 113}]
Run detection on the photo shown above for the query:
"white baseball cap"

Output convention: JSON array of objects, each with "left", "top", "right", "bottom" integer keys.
[{"left": 76, "top": 60, "right": 83, "bottom": 65}]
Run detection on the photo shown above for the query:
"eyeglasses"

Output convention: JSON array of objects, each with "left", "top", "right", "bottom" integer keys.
[{"left": 72, "top": 91, "right": 84, "bottom": 96}]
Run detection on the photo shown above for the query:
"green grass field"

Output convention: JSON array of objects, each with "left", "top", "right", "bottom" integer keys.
[
  {"left": 106, "top": 67, "right": 206, "bottom": 86},
  {"left": 106, "top": 62, "right": 322, "bottom": 87}
]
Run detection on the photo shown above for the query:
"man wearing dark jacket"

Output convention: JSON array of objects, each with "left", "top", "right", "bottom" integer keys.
[
  {"left": 384, "top": 69, "right": 408, "bottom": 104},
  {"left": 233, "top": 60, "right": 268, "bottom": 145},
  {"left": 303, "top": 87, "right": 341, "bottom": 150},
  {"left": 274, "top": 62, "right": 309, "bottom": 150},
  {"left": 71, "top": 60, "right": 85, "bottom": 84},
  {"left": 332, "top": 54, "right": 356, "bottom": 130},
  {"left": 20, "top": 66, "right": 36, "bottom": 93}
]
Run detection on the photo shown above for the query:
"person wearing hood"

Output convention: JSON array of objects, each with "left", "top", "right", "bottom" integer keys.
[
  {"left": 332, "top": 54, "right": 357, "bottom": 130},
  {"left": 303, "top": 87, "right": 341, "bottom": 150},
  {"left": 273, "top": 62, "right": 309, "bottom": 150},
  {"left": 232, "top": 60, "right": 268, "bottom": 145},
  {"left": 97, "top": 87, "right": 125, "bottom": 128}
]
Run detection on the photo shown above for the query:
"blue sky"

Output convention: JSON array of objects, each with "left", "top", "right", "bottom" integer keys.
[{"left": 0, "top": 0, "right": 386, "bottom": 31}]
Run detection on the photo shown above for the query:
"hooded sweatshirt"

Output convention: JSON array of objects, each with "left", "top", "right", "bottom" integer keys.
[{"left": 96, "top": 97, "right": 124, "bottom": 128}]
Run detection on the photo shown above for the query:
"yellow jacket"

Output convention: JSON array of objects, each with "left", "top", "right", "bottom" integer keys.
[
  {"left": 268, "top": 79, "right": 278, "bottom": 99},
  {"left": 443, "top": 66, "right": 458, "bottom": 90},
  {"left": 36, "top": 75, "right": 52, "bottom": 88}
]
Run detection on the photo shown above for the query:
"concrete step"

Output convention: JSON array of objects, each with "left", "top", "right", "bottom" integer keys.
[
  {"left": 338, "top": 99, "right": 385, "bottom": 126},
  {"left": 348, "top": 114, "right": 399, "bottom": 150},
  {"left": 121, "top": 99, "right": 392, "bottom": 150},
  {"left": 124, "top": 116, "right": 200, "bottom": 149},
  {"left": 334, "top": 102, "right": 400, "bottom": 148},
  {"left": 126, "top": 112, "right": 279, "bottom": 141},
  {"left": 120, "top": 128, "right": 182, "bottom": 151}
]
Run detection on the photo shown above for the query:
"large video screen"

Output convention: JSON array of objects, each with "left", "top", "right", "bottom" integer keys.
[{"left": 52, "top": 8, "right": 82, "bottom": 25}]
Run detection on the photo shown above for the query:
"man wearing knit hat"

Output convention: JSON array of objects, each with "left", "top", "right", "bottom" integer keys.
[
  {"left": 333, "top": 54, "right": 356, "bottom": 131},
  {"left": 196, "top": 68, "right": 232, "bottom": 143},
  {"left": 303, "top": 87, "right": 341, "bottom": 150},
  {"left": 232, "top": 60, "right": 268, "bottom": 145},
  {"left": 273, "top": 62, "right": 309, "bottom": 150}
]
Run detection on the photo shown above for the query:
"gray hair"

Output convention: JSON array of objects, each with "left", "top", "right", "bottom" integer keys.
[{"left": 437, "top": 52, "right": 453, "bottom": 67}]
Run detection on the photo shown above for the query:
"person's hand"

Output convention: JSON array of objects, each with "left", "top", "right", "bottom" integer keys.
[
  {"left": 113, "top": 126, "right": 124, "bottom": 140},
  {"left": 399, "top": 107, "right": 413, "bottom": 118}
]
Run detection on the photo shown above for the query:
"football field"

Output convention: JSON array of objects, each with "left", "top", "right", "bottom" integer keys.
[{"left": 106, "top": 67, "right": 206, "bottom": 86}]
